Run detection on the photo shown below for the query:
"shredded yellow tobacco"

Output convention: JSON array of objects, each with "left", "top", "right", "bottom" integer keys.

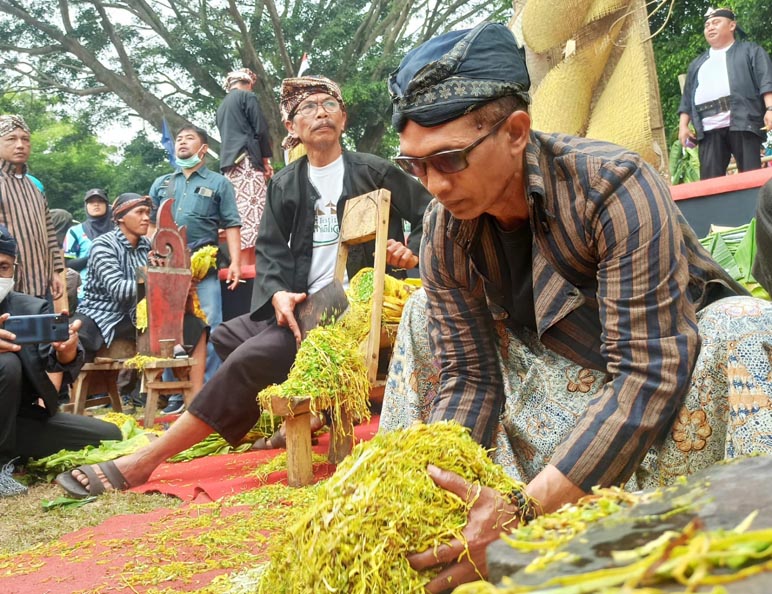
[{"left": 256, "top": 421, "right": 525, "bottom": 593}]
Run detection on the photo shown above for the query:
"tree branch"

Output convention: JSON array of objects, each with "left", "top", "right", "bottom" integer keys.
[{"left": 88, "top": 0, "right": 138, "bottom": 82}]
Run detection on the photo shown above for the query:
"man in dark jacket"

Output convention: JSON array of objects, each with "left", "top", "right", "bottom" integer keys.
[
  {"left": 678, "top": 7, "right": 772, "bottom": 179},
  {"left": 216, "top": 68, "right": 274, "bottom": 267},
  {"left": 55, "top": 75, "right": 431, "bottom": 496},
  {"left": 0, "top": 225, "right": 120, "bottom": 496}
]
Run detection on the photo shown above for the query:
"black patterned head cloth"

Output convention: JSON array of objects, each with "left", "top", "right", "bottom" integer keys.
[
  {"left": 0, "top": 115, "right": 31, "bottom": 138},
  {"left": 389, "top": 22, "right": 531, "bottom": 132},
  {"left": 280, "top": 76, "right": 345, "bottom": 150},
  {"left": 0, "top": 225, "right": 17, "bottom": 258},
  {"left": 112, "top": 193, "right": 152, "bottom": 222},
  {"left": 225, "top": 68, "right": 257, "bottom": 91}
]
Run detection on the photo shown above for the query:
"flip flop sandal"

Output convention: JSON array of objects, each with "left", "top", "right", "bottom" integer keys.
[{"left": 55, "top": 460, "right": 130, "bottom": 499}]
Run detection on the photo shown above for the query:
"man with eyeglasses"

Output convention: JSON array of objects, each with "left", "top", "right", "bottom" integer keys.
[
  {"left": 53, "top": 75, "right": 430, "bottom": 497},
  {"left": 0, "top": 225, "right": 120, "bottom": 497},
  {"left": 380, "top": 22, "right": 772, "bottom": 591},
  {"left": 0, "top": 115, "right": 65, "bottom": 302}
]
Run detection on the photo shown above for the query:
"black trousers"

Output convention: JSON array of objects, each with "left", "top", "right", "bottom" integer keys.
[
  {"left": 187, "top": 314, "right": 297, "bottom": 445},
  {"left": 0, "top": 352, "right": 122, "bottom": 466},
  {"left": 699, "top": 128, "right": 762, "bottom": 180}
]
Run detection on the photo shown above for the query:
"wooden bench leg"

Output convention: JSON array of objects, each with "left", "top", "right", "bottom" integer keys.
[
  {"left": 107, "top": 376, "right": 123, "bottom": 414},
  {"left": 328, "top": 407, "right": 354, "bottom": 465},
  {"left": 71, "top": 373, "right": 90, "bottom": 415},
  {"left": 142, "top": 368, "right": 164, "bottom": 428},
  {"left": 285, "top": 412, "right": 313, "bottom": 487}
]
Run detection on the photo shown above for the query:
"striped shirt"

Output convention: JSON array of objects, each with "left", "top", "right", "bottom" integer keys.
[
  {"left": 76, "top": 229, "right": 149, "bottom": 345},
  {"left": 421, "top": 132, "right": 745, "bottom": 492},
  {"left": 0, "top": 160, "right": 63, "bottom": 297}
]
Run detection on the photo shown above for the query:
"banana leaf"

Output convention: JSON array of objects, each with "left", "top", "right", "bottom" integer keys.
[{"left": 701, "top": 233, "right": 742, "bottom": 279}]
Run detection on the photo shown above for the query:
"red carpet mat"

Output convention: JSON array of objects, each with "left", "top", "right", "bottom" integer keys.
[
  {"left": 0, "top": 416, "right": 380, "bottom": 594},
  {"left": 131, "top": 415, "right": 379, "bottom": 501}
]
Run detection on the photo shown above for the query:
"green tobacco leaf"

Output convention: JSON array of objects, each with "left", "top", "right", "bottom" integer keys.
[{"left": 42, "top": 496, "right": 96, "bottom": 510}]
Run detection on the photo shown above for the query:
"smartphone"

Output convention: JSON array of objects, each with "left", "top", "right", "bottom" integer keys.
[{"left": 4, "top": 313, "right": 70, "bottom": 344}]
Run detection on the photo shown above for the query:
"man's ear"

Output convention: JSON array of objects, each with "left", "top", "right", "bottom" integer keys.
[
  {"left": 505, "top": 111, "right": 531, "bottom": 156},
  {"left": 284, "top": 119, "right": 295, "bottom": 134}
]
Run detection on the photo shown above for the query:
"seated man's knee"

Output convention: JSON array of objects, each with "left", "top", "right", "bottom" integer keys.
[
  {"left": 0, "top": 351, "right": 23, "bottom": 391},
  {"left": 0, "top": 351, "right": 22, "bottom": 375}
]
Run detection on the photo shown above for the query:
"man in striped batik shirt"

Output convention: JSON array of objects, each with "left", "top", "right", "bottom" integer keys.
[{"left": 0, "top": 115, "right": 64, "bottom": 301}]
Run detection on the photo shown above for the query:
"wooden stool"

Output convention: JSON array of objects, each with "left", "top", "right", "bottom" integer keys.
[
  {"left": 140, "top": 357, "right": 196, "bottom": 428},
  {"left": 270, "top": 396, "right": 354, "bottom": 487},
  {"left": 64, "top": 360, "right": 124, "bottom": 414},
  {"left": 61, "top": 339, "right": 136, "bottom": 414}
]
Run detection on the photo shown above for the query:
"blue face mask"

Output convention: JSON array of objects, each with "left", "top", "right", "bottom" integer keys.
[{"left": 176, "top": 153, "right": 202, "bottom": 169}]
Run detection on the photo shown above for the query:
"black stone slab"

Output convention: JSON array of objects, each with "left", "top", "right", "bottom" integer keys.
[{"left": 487, "top": 456, "right": 772, "bottom": 592}]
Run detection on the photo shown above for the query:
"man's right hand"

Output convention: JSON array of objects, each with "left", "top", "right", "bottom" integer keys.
[
  {"left": 678, "top": 125, "right": 697, "bottom": 148},
  {"left": 272, "top": 290, "right": 307, "bottom": 346},
  {"left": 0, "top": 313, "right": 21, "bottom": 353}
]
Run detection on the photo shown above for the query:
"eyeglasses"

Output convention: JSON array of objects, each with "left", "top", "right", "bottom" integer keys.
[
  {"left": 394, "top": 115, "right": 510, "bottom": 177},
  {"left": 294, "top": 99, "right": 341, "bottom": 119},
  {"left": 0, "top": 262, "right": 16, "bottom": 278}
]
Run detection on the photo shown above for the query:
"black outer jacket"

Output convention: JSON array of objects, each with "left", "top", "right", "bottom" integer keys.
[{"left": 250, "top": 151, "right": 432, "bottom": 320}]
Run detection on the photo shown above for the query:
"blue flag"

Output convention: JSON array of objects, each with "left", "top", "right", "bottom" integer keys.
[{"left": 161, "top": 117, "right": 177, "bottom": 168}]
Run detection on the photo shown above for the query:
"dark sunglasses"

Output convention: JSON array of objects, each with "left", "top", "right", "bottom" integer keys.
[{"left": 394, "top": 115, "right": 510, "bottom": 177}]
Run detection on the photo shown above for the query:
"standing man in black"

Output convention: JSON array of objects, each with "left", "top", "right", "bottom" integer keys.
[
  {"left": 678, "top": 7, "right": 772, "bottom": 179},
  {"left": 216, "top": 68, "right": 273, "bottom": 268}
]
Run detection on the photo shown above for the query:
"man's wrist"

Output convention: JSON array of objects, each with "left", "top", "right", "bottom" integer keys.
[{"left": 506, "top": 488, "right": 538, "bottom": 524}]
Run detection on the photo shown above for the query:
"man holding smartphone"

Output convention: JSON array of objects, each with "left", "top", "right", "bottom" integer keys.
[{"left": 0, "top": 225, "right": 120, "bottom": 497}]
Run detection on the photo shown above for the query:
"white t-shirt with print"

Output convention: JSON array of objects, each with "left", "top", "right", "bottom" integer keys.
[{"left": 307, "top": 155, "right": 348, "bottom": 294}]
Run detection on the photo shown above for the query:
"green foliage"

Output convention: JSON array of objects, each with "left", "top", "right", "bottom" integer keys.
[
  {"left": 108, "top": 131, "right": 171, "bottom": 196},
  {"left": 668, "top": 139, "right": 700, "bottom": 184}
]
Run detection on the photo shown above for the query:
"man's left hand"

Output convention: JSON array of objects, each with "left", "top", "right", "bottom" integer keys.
[
  {"left": 51, "top": 315, "right": 81, "bottom": 365},
  {"left": 764, "top": 110, "right": 772, "bottom": 133},
  {"left": 51, "top": 273, "right": 64, "bottom": 300},
  {"left": 226, "top": 261, "right": 241, "bottom": 291},
  {"left": 386, "top": 239, "right": 419, "bottom": 269},
  {"left": 408, "top": 465, "right": 519, "bottom": 593},
  {"left": 263, "top": 158, "right": 274, "bottom": 180}
]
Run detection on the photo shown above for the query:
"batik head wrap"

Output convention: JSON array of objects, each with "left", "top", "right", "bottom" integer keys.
[
  {"left": 0, "top": 115, "right": 31, "bottom": 138},
  {"left": 388, "top": 22, "right": 531, "bottom": 132},
  {"left": 279, "top": 76, "right": 345, "bottom": 150},
  {"left": 224, "top": 68, "right": 257, "bottom": 91},
  {"left": 112, "top": 193, "right": 152, "bottom": 222},
  {"left": 704, "top": 7, "right": 735, "bottom": 21}
]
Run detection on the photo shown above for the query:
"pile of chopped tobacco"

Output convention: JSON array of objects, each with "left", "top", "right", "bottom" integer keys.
[
  {"left": 257, "top": 314, "right": 372, "bottom": 436},
  {"left": 256, "top": 421, "right": 525, "bottom": 593}
]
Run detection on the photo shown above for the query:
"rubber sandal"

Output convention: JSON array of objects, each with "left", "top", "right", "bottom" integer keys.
[{"left": 55, "top": 460, "right": 130, "bottom": 499}]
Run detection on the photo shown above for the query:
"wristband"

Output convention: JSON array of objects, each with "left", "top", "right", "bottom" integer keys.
[
  {"left": 507, "top": 488, "right": 537, "bottom": 523},
  {"left": 766, "top": 106, "right": 772, "bottom": 111}
]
